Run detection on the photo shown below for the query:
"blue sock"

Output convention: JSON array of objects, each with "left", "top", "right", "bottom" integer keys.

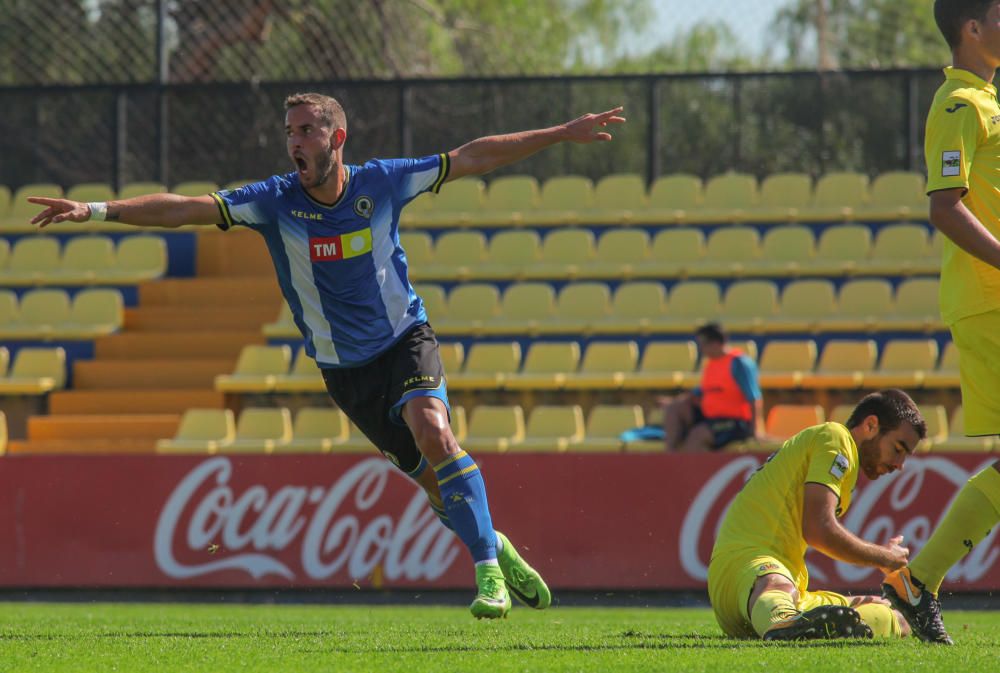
[{"left": 434, "top": 450, "right": 497, "bottom": 563}]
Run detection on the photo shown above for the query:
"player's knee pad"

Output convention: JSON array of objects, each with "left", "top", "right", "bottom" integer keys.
[{"left": 854, "top": 602, "right": 903, "bottom": 638}]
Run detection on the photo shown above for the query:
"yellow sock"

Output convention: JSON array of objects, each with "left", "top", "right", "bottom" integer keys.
[
  {"left": 910, "top": 466, "right": 1000, "bottom": 595},
  {"left": 855, "top": 603, "right": 903, "bottom": 638},
  {"left": 750, "top": 590, "right": 798, "bottom": 637}
]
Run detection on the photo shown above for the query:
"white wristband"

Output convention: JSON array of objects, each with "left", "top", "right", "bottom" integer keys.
[{"left": 87, "top": 202, "right": 108, "bottom": 221}]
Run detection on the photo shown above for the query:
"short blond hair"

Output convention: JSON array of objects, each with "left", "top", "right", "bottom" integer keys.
[{"left": 284, "top": 92, "right": 347, "bottom": 131}]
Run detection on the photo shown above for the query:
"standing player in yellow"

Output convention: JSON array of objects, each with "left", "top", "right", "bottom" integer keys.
[
  {"left": 708, "top": 390, "right": 926, "bottom": 641},
  {"left": 880, "top": 0, "right": 1000, "bottom": 645}
]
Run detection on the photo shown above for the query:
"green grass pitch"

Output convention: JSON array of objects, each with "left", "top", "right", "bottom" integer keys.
[{"left": 1, "top": 602, "right": 998, "bottom": 672}]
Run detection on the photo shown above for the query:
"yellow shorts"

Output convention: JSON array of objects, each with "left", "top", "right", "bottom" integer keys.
[
  {"left": 707, "top": 553, "right": 849, "bottom": 638},
  {"left": 951, "top": 310, "right": 1000, "bottom": 436}
]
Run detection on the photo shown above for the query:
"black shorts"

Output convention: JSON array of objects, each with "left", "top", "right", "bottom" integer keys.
[
  {"left": 693, "top": 406, "right": 754, "bottom": 450},
  {"left": 320, "top": 322, "right": 450, "bottom": 476}
]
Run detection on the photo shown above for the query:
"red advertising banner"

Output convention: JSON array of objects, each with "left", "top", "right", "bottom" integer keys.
[{"left": 0, "top": 453, "right": 997, "bottom": 591}]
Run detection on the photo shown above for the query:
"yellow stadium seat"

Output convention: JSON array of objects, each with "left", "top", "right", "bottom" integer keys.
[
  {"left": 0, "top": 347, "right": 66, "bottom": 394},
  {"left": 282, "top": 407, "right": 349, "bottom": 453},
  {"left": 438, "top": 341, "right": 464, "bottom": 377},
  {"left": 801, "top": 340, "right": 877, "bottom": 390},
  {"left": 339, "top": 420, "right": 377, "bottom": 452},
  {"left": 0, "top": 410, "right": 6, "bottom": 455},
  {"left": 0, "top": 289, "right": 70, "bottom": 339},
  {"left": 743, "top": 226, "right": 815, "bottom": 277},
  {"left": 469, "top": 230, "right": 541, "bottom": 281},
  {"left": 490, "top": 282, "right": 555, "bottom": 337},
  {"left": 106, "top": 235, "right": 167, "bottom": 283},
  {"left": 574, "top": 404, "right": 644, "bottom": 452},
  {"left": 757, "top": 340, "right": 817, "bottom": 389},
  {"left": 419, "top": 178, "right": 486, "bottom": 228},
  {"left": 215, "top": 344, "right": 292, "bottom": 393},
  {"left": 935, "top": 406, "right": 994, "bottom": 451},
  {"left": 513, "top": 405, "right": 585, "bottom": 452},
  {"left": 769, "top": 280, "right": 837, "bottom": 333},
  {"left": 865, "top": 339, "right": 939, "bottom": 388},
  {"left": 856, "top": 171, "right": 928, "bottom": 222},
  {"left": 924, "top": 341, "right": 959, "bottom": 389},
  {"left": 528, "top": 175, "right": 595, "bottom": 226},
  {"left": 420, "top": 230, "right": 486, "bottom": 281},
  {"left": 399, "top": 232, "right": 433, "bottom": 275},
  {"left": 1, "top": 183, "right": 63, "bottom": 233},
  {"left": 917, "top": 228, "right": 945, "bottom": 275},
  {"left": 225, "top": 408, "right": 293, "bottom": 453},
  {"left": 0, "top": 184, "right": 10, "bottom": 215},
  {"left": 823, "top": 279, "right": 894, "bottom": 332},
  {"left": 399, "top": 191, "right": 434, "bottom": 228},
  {"left": 522, "top": 228, "right": 596, "bottom": 280},
  {"left": 464, "top": 405, "right": 525, "bottom": 453},
  {"left": 156, "top": 409, "right": 236, "bottom": 454},
  {"left": 589, "top": 229, "right": 650, "bottom": 279},
  {"left": 597, "top": 282, "right": 669, "bottom": 335},
  {"left": 53, "top": 235, "right": 115, "bottom": 283},
  {"left": 450, "top": 405, "right": 468, "bottom": 444},
  {"left": 480, "top": 175, "right": 540, "bottom": 226},
  {"left": 537, "top": 282, "right": 611, "bottom": 335},
  {"left": 857, "top": 223, "right": 929, "bottom": 276},
  {"left": 564, "top": 341, "right": 639, "bottom": 390},
  {"left": 635, "top": 173, "right": 703, "bottom": 225},
  {"left": 64, "top": 183, "right": 116, "bottom": 232},
  {"left": 0, "top": 236, "right": 61, "bottom": 285},
  {"left": 0, "top": 346, "right": 8, "bottom": 378},
  {"left": 262, "top": 303, "right": 297, "bottom": 339},
  {"left": 749, "top": 173, "right": 813, "bottom": 222},
  {"left": 118, "top": 182, "right": 167, "bottom": 199},
  {"left": 720, "top": 281, "right": 779, "bottom": 334},
  {"left": 623, "top": 341, "right": 698, "bottom": 389},
  {"left": 504, "top": 342, "right": 581, "bottom": 390},
  {"left": 414, "top": 283, "right": 447, "bottom": 321},
  {"left": 433, "top": 283, "right": 500, "bottom": 337},
  {"left": 623, "top": 405, "right": 665, "bottom": 452},
  {"left": 274, "top": 346, "right": 325, "bottom": 393},
  {"left": 0, "top": 237, "right": 9, "bottom": 269},
  {"left": 653, "top": 281, "right": 722, "bottom": 333},
  {"left": 762, "top": 405, "right": 825, "bottom": 446},
  {"left": 916, "top": 405, "right": 950, "bottom": 453},
  {"left": 811, "top": 224, "right": 872, "bottom": 276},
  {"left": 633, "top": 228, "right": 706, "bottom": 279},
  {"left": 172, "top": 181, "right": 219, "bottom": 197},
  {"left": 0, "top": 290, "right": 16, "bottom": 326},
  {"left": 449, "top": 342, "right": 520, "bottom": 390},
  {"left": 829, "top": 404, "right": 854, "bottom": 426},
  {"left": 584, "top": 173, "right": 648, "bottom": 224},
  {"left": 885, "top": 278, "right": 942, "bottom": 332},
  {"left": 62, "top": 288, "right": 123, "bottom": 338},
  {"left": 729, "top": 340, "right": 758, "bottom": 362},
  {"left": 692, "top": 173, "right": 758, "bottom": 224},
  {"left": 800, "top": 172, "right": 869, "bottom": 222},
  {"left": 687, "top": 226, "right": 762, "bottom": 278}
]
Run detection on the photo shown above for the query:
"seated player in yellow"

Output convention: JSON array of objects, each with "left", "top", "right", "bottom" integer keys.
[{"left": 708, "top": 390, "right": 926, "bottom": 641}]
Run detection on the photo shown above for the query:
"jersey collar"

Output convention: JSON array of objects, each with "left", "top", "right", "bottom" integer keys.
[
  {"left": 300, "top": 165, "right": 352, "bottom": 209},
  {"left": 944, "top": 66, "right": 998, "bottom": 96}
]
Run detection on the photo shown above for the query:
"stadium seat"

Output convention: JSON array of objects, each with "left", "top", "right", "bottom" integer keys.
[
  {"left": 0, "top": 237, "right": 9, "bottom": 270},
  {"left": 0, "top": 410, "right": 6, "bottom": 456},
  {"left": 530, "top": 175, "right": 595, "bottom": 226},
  {"left": 749, "top": 173, "right": 812, "bottom": 222},
  {"left": 935, "top": 406, "right": 995, "bottom": 451},
  {"left": 63, "top": 288, "right": 124, "bottom": 338},
  {"left": 769, "top": 280, "right": 837, "bottom": 333},
  {"left": 449, "top": 406, "right": 468, "bottom": 444},
  {"left": 53, "top": 235, "right": 115, "bottom": 283},
  {"left": 512, "top": 405, "right": 585, "bottom": 452},
  {"left": 449, "top": 342, "right": 521, "bottom": 390},
  {"left": 885, "top": 278, "right": 942, "bottom": 331},
  {"left": 0, "top": 289, "right": 70, "bottom": 339},
  {"left": 856, "top": 171, "right": 928, "bottom": 222},
  {"left": 420, "top": 230, "right": 486, "bottom": 281},
  {"left": 463, "top": 405, "right": 525, "bottom": 452},
  {"left": 823, "top": 279, "right": 894, "bottom": 332},
  {"left": 589, "top": 229, "right": 650, "bottom": 279},
  {"left": 64, "top": 183, "right": 116, "bottom": 232},
  {"left": 719, "top": 281, "right": 779, "bottom": 333},
  {"left": 585, "top": 173, "right": 648, "bottom": 224},
  {"left": 743, "top": 226, "right": 815, "bottom": 277},
  {"left": 563, "top": 341, "right": 639, "bottom": 390},
  {"left": 633, "top": 228, "right": 706, "bottom": 279},
  {"left": 438, "top": 342, "right": 464, "bottom": 377},
  {"left": 0, "top": 346, "right": 8, "bottom": 378},
  {"left": 622, "top": 341, "right": 699, "bottom": 389},
  {"left": 400, "top": 232, "right": 433, "bottom": 272},
  {"left": 757, "top": 340, "right": 817, "bottom": 389},
  {"left": 0, "top": 290, "right": 16, "bottom": 327},
  {"left": 801, "top": 340, "right": 877, "bottom": 390},
  {"left": 635, "top": 173, "right": 703, "bottom": 225},
  {"left": 574, "top": 404, "right": 644, "bottom": 452},
  {"left": 924, "top": 341, "right": 959, "bottom": 389},
  {"left": 919, "top": 228, "right": 945, "bottom": 274},
  {"left": 829, "top": 404, "right": 854, "bottom": 426},
  {"left": 0, "top": 184, "right": 10, "bottom": 217},
  {"left": 433, "top": 283, "right": 500, "bottom": 336},
  {"left": 917, "top": 405, "right": 950, "bottom": 453},
  {"left": 226, "top": 407, "right": 293, "bottom": 453},
  {"left": 597, "top": 281, "right": 670, "bottom": 335},
  {"left": 761, "top": 405, "right": 825, "bottom": 446},
  {"left": 118, "top": 182, "right": 167, "bottom": 199},
  {"left": 282, "top": 407, "right": 349, "bottom": 453},
  {"left": 399, "top": 191, "right": 434, "bottom": 228},
  {"left": 1, "top": 183, "right": 63, "bottom": 233},
  {"left": 654, "top": 281, "right": 722, "bottom": 333},
  {"left": 865, "top": 339, "right": 939, "bottom": 388},
  {"left": 469, "top": 230, "right": 541, "bottom": 281},
  {"left": 107, "top": 235, "right": 167, "bottom": 282},
  {"left": 415, "top": 283, "right": 447, "bottom": 321},
  {"left": 801, "top": 172, "right": 869, "bottom": 221},
  {"left": 0, "top": 346, "right": 65, "bottom": 394},
  {"left": 624, "top": 405, "right": 665, "bottom": 452},
  {"left": 215, "top": 344, "right": 293, "bottom": 393},
  {"left": 490, "top": 282, "right": 555, "bottom": 336},
  {"left": 273, "top": 346, "right": 325, "bottom": 393},
  {"left": 811, "top": 224, "right": 872, "bottom": 276},
  {"left": 262, "top": 303, "right": 297, "bottom": 339},
  {"left": 419, "top": 178, "right": 486, "bottom": 228},
  {"left": 857, "top": 223, "right": 930, "bottom": 276},
  {"left": 522, "top": 228, "right": 596, "bottom": 280},
  {"left": 156, "top": 409, "right": 236, "bottom": 454},
  {"left": 0, "top": 236, "right": 61, "bottom": 285},
  {"left": 480, "top": 175, "right": 540, "bottom": 226},
  {"left": 172, "top": 181, "right": 220, "bottom": 197},
  {"left": 688, "top": 227, "right": 761, "bottom": 277},
  {"left": 340, "top": 420, "right": 377, "bottom": 452},
  {"left": 538, "top": 282, "right": 611, "bottom": 334},
  {"left": 693, "top": 173, "right": 758, "bottom": 224},
  {"left": 504, "top": 342, "right": 581, "bottom": 390}
]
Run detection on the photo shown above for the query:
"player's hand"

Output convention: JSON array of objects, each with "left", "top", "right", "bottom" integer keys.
[
  {"left": 561, "top": 106, "right": 626, "bottom": 143},
  {"left": 879, "top": 535, "right": 910, "bottom": 574},
  {"left": 27, "top": 197, "right": 91, "bottom": 229}
]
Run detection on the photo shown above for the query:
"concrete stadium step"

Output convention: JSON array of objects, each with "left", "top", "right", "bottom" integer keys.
[
  {"left": 7, "top": 438, "right": 159, "bottom": 454},
  {"left": 124, "top": 306, "right": 277, "bottom": 331},
  {"left": 73, "top": 359, "right": 235, "bottom": 389},
  {"left": 48, "top": 389, "right": 224, "bottom": 415},
  {"left": 27, "top": 414, "right": 180, "bottom": 441},
  {"left": 139, "top": 277, "right": 281, "bottom": 306},
  {"left": 94, "top": 331, "right": 264, "bottom": 359}
]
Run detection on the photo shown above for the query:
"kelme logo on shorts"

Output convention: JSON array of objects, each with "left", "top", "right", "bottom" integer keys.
[{"left": 309, "top": 227, "right": 373, "bottom": 262}]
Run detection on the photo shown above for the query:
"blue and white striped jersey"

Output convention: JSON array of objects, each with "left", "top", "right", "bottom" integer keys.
[{"left": 211, "top": 153, "right": 449, "bottom": 367}]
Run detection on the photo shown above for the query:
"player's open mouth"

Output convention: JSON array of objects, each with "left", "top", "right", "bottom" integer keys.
[{"left": 294, "top": 154, "right": 309, "bottom": 175}]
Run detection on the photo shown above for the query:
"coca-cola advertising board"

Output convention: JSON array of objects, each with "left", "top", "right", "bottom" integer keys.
[{"left": 0, "top": 453, "right": 997, "bottom": 590}]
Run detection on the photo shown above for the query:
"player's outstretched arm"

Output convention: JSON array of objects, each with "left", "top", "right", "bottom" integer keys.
[
  {"left": 445, "top": 106, "right": 626, "bottom": 182},
  {"left": 27, "top": 194, "right": 221, "bottom": 230},
  {"left": 929, "top": 188, "right": 1000, "bottom": 270}
]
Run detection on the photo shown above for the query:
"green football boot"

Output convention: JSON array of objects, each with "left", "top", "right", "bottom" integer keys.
[
  {"left": 496, "top": 531, "right": 552, "bottom": 610},
  {"left": 470, "top": 563, "right": 511, "bottom": 620}
]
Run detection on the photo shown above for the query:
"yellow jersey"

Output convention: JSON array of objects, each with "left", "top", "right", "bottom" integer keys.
[
  {"left": 710, "top": 422, "right": 859, "bottom": 591},
  {"left": 925, "top": 67, "right": 1000, "bottom": 325}
]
